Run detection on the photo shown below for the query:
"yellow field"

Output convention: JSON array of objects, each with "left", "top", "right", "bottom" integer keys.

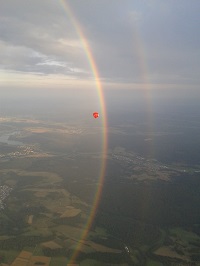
[
  {"left": 154, "top": 246, "right": 189, "bottom": 261},
  {"left": 41, "top": 241, "right": 62, "bottom": 250},
  {"left": 18, "top": 251, "right": 32, "bottom": 259},
  {"left": 27, "top": 215, "right": 33, "bottom": 225},
  {"left": 10, "top": 251, "right": 51, "bottom": 266},
  {"left": 80, "top": 240, "right": 122, "bottom": 254},
  {"left": 60, "top": 207, "right": 81, "bottom": 218},
  {"left": 28, "top": 256, "right": 51, "bottom": 266},
  {"left": 10, "top": 258, "right": 29, "bottom": 266},
  {"left": 10, "top": 251, "right": 32, "bottom": 266}
]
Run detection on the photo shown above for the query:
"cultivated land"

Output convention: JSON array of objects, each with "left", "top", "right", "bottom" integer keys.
[
  {"left": 0, "top": 117, "right": 125, "bottom": 265},
  {"left": 0, "top": 116, "right": 200, "bottom": 265}
]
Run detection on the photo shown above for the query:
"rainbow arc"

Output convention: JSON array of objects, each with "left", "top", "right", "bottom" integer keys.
[{"left": 59, "top": 1, "right": 108, "bottom": 263}]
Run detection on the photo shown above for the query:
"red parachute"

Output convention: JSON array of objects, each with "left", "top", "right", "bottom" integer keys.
[{"left": 93, "top": 112, "right": 99, "bottom": 119}]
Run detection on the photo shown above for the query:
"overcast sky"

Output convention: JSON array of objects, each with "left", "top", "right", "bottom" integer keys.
[{"left": 0, "top": 0, "right": 200, "bottom": 91}]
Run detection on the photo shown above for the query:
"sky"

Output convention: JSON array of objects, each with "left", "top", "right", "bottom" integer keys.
[{"left": 0, "top": 0, "right": 200, "bottom": 92}]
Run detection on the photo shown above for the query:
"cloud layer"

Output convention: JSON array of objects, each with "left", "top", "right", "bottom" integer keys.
[{"left": 0, "top": 0, "right": 200, "bottom": 88}]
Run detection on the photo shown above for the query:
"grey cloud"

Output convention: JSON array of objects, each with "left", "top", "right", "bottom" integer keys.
[
  {"left": 0, "top": 0, "right": 200, "bottom": 85},
  {"left": 0, "top": 40, "right": 88, "bottom": 77},
  {"left": 0, "top": 0, "right": 90, "bottom": 75}
]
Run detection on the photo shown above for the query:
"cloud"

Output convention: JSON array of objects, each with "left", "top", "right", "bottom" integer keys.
[
  {"left": 0, "top": 0, "right": 199, "bottom": 88},
  {"left": 0, "top": 1, "right": 90, "bottom": 77}
]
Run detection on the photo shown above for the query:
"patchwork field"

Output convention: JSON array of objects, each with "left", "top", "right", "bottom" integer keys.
[
  {"left": 1, "top": 116, "right": 200, "bottom": 265},
  {"left": 0, "top": 118, "right": 124, "bottom": 265}
]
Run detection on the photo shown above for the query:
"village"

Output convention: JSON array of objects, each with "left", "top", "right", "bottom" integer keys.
[
  {"left": 111, "top": 150, "right": 189, "bottom": 181},
  {"left": 0, "top": 145, "right": 39, "bottom": 161},
  {"left": 0, "top": 185, "right": 12, "bottom": 210},
  {"left": 112, "top": 150, "right": 168, "bottom": 171}
]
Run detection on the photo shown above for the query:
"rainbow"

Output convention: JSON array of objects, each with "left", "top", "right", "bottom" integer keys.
[
  {"left": 131, "top": 21, "right": 154, "bottom": 157},
  {"left": 59, "top": 0, "right": 108, "bottom": 263}
]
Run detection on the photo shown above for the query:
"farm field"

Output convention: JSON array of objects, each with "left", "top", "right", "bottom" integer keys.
[
  {"left": 0, "top": 118, "right": 127, "bottom": 265},
  {"left": 1, "top": 117, "right": 200, "bottom": 265}
]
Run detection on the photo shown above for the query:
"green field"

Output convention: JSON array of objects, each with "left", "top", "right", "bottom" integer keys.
[{"left": 1, "top": 117, "right": 200, "bottom": 265}]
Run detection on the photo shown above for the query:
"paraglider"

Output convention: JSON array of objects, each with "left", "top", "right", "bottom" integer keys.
[{"left": 93, "top": 112, "right": 99, "bottom": 119}]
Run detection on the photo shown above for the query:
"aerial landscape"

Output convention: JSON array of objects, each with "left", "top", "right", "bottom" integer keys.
[
  {"left": 0, "top": 1, "right": 200, "bottom": 265},
  {"left": 0, "top": 96, "right": 200, "bottom": 266}
]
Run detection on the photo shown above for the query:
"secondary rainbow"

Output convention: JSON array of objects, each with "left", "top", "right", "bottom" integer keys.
[{"left": 59, "top": 0, "right": 108, "bottom": 263}]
